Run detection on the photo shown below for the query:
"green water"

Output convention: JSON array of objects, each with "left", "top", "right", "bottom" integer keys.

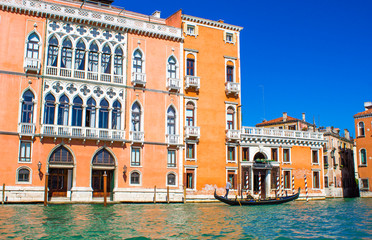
[{"left": 0, "top": 198, "right": 371, "bottom": 239}]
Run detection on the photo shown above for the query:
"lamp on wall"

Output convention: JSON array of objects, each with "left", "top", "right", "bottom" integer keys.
[
  {"left": 123, "top": 165, "right": 127, "bottom": 174},
  {"left": 37, "top": 161, "right": 42, "bottom": 173}
]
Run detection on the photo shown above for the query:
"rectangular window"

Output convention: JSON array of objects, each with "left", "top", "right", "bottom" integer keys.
[
  {"left": 312, "top": 150, "right": 319, "bottom": 164},
  {"left": 19, "top": 141, "right": 31, "bottom": 162},
  {"left": 227, "top": 147, "right": 236, "bottom": 161},
  {"left": 283, "top": 149, "right": 290, "bottom": 163},
  {"left": 288, "top": 125, "right": 296, "bottom": 130},
  {"left": 361, "top": 179, "right": 369, "bottom": 190},
  {"left": 227, "top": 170, "right": 237, "bottom": 189},
  {"left": 226, "top": 66, "right": 234, "bottom": 82},
  {"left": 186, "top": 144, "right": 195, "bottom": 159},
  {"left": 283, "top": 171, "right": 291, "bottom": 189},
  {"left": 324, "top": 156, "right": 328, "bottom": 166},
  {"left": 187, "top": 25, "right": 195, "bottom": 35},
  {"left": 271, "top": 148, "right": 278, "bottom": 161},
  {"left": 131, "top": 147, "right": 141, "bottom": 166},
  {"left": 242, "top": 148, "right": 249, "bottom": 161},
  {"left": 186, "top": 59, "right": 195, "bottom": 76},
  {"left": 226, "top": 33, "right": 233, "bottom": 43},
  {"left": 186, "top": 169, "right": 194, "bottom": 189},
  {"left": 167, "top": 150, "right": 176, "bottom": 168},
  {"left": 313, "top": 172, "right": 320, "bottom": 189},
  {"left": 324, "top": 176, "right": 329, "bottom": 188}
]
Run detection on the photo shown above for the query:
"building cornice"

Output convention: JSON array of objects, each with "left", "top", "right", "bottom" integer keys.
[
  {"left": 354, "top": 113, "right": 372, "bottom": 119},
  {"left": 0, "top": 0, "right": 182, "bottom": 41},
  {"left": 182, "top": 14, "right": 243, "bottom": 31}
]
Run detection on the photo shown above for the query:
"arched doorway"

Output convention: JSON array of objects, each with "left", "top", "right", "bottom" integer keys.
[
  {"left": 253, "top": 152, "right": 267, "bottom": 199},
  {"left": 91, "top": 149, "right": 115, "bottom": 198},
  {"left": 48, "top": 146, "right": 74, "bottom": 197},
  {"left": 253, "top": 152, "right": 266, "bottom": 161}
]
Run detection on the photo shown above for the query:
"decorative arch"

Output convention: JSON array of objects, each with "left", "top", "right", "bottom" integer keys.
[
  {"left": 253, "top": 152, "right": 267, "bottom": 161},
  {"left": 130, "top": 101, "right": 143, "bottom": 131},
  {"left": 166, "top": 105, "right": 177, "bottom": 135},
  {"left": 167, "top": 55, "right": 178, "bottom": 79},
  {"left": 20, "top": 89, "right": 36, "bottom": 124},
  {"left": 16, "top": 166, "right": 32, "bottom": 184},
  {"left": 132, "top": 47, "right": 145, "bottom": 73},
  {"left": 91, "top": 147, "right": 118, "bottom": 167},
  {"left": 166, "top": 171, "right": 177, "bottom": 186},
  {"left": 24, "top": 30, "right": 42, "bottom": 62},
  {"left": 48, "top": 145, "right": 74, "bottom": 165},
  {"left": 129, "top": 170, "right": 141, "bottom": 185}
]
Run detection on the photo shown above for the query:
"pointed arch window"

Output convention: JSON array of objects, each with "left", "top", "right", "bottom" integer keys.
[
  {"left": 167, "top": 107, "right": 176, "bottom": 135},
  {"left": 72, "top": 96, "right": 83, "bottom": 127},
  {"left": 92, "top": 149, "right": 115, "bottom": 166},
  {"left": 49, "top": 146, "right": 73, "bottom": 164},
  {"left": 75, "top": 40, "right": 86, "bottom": 70},
  {"left": 44, "top": 93, "right": 55, "bottom": 124},
  {"left": 114, "top": 47, "right": 123, "bottom": 76},
  {"left": 57, "top": 94, "right": 69, "bottom": 125},
  {"left": 21, "top": 90, "right": 34, "bottom": 123},
  {"left": 133, "top": 50, "right": 143, "bottom": 73},
  {"left": 98, "top": 99, "right": 109, "bottom": 129},
  {"left": 101, "top": 44, "right": 111, "bottom": 74},
  {"left": 186, "top": 102, "right": 195, "bottom": 127},
  {"left": 168, "top": 56, "right": 177, "bottom": 78},
  {"left": 360, "top": 149, "right": 367, "bottom": 165},
  {"left": 112, "top": 100, "right": 121, "bottom": 129},
  {"left": 359, "top": 122, "right": 365, "bottom": 137},
  {"left": 227, "top": 107, "right": 235, "bottom": 130},
  {"left": 61, "top": 38, "right": 72, "bottom": 69},
  {"left": 26, "top": 33, "right": 40, "bottom": 60},
  {"left": 47, "top": 36, "right": 59, "bottom": 67},
  {"left": 131, "top": 102, "right": 141, "bottom": 131},
  {"left": 86, "top": 98, "right": 96, "bottom": 128},
  {"left": 88, "top": 42, "right": 99, "bottom": 72}
]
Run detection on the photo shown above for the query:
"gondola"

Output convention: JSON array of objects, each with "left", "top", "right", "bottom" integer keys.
[{"left": 214, "top": 188, "right": 300, "bottom": 206}]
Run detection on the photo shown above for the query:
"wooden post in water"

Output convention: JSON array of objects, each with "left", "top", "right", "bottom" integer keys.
[
  {"left": 167, "top": 186, "right": 170, "bottom": 203},
  {"left": 183, "top": 185, "right": 186, "bottom": 204},
  {"left": 44, "top": 173, "right": 48, "bottom": 206},
  {"left": 103, "top": 171, "right": 107, "bottom": 207},
  {"left": 153, "top": 185, "right": 156, "bottom": 204},
  {"left": 2, "top": 183, "right": 5, "bottom": 204}
]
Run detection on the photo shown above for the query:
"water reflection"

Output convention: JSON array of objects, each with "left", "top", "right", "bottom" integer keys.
[{"left": 0, "top": 199, "right": 371, "bottom": 239}]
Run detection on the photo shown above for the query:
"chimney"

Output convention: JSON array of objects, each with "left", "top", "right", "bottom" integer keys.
[
  {"left": 344, "top": 129, "right": 350, "bottom": 139},
  {"left": 283, "top": 112, "right": 287, "bottom": 122},
  {"left": 364, "top": 102, "right": 372, "bottom": 110},
  {"left": 302, "top": 113, "right": 306, "bottom": 122},
  {"left": 218, "top": 19, "right": 224, "bottom": 23},
  {"left": 152, "top": 10, "right": 161, "bottom": 18}
]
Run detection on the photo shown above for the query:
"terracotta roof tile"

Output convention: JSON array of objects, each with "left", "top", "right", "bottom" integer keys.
[
  {"left": 354, "top": 108, "right": 372, "bottom": 118},
  {"left": 256, "top": 116, "right": 300, "bottom": 126}
]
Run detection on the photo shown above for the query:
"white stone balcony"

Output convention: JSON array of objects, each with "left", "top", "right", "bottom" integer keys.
[
  {"left": 41, "top": 124, "right": 125, "bottom": 141},
  {"left": 132, "top": 72, "right": 146, "bottom": 87},
  {"left": 45, "top": 66, "right": 124, "bottom": 84},
  {"left": 185, "top": 76, "right": 200, "bottom": 90},
  {"left": 225, "top": 82, "right": 240, "bottom": 95},
  {"left": 130, "top": 131, "right": 144, "bottom": 142},
  {"left": 166, "top": 134, "right": 180, "bottom": 145},
  {"left": 184, "top": 126, "right": 200, "bottom": 139},
  {"left": 166, "top": 78, "right": 181, "bottom": 91},
  {"left": 226, "top": 129, "right": 241, "bottom": 141},
  {"left": 18, "top": 123, "right": 36, "bottom": 136},
  {"left": 242, "top": 127, "right": 324, "bottom": 140},
  {"left": 24, "top": 58, "right": 41, "bottom": 73}
]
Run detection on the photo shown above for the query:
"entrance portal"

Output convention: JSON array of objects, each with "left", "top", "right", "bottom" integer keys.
[
  {"left": 92, "top": 170, "right": 114, "bottom": 197},
  {"left": 254, "top": 170, "right": 266, "bottom": 199}
]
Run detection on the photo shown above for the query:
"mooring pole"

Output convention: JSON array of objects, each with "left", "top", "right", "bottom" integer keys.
[
  {"left": 2, "top": 183, "right": 5, "bottom": 204},
  {"left": 183, "top": 185, "right": 186, "bottom": 204},
  {"left": 44, "top": 173, "right": 48, "bottom": 206},
  {"left": 167, "top": 186, "right": 170, "bottom": 203},
  {"left": 154, "top": 185, "right": 156, "bottom": 204},
  {"left": 103, "top": 171, "right": 107, "bottom": 207}
]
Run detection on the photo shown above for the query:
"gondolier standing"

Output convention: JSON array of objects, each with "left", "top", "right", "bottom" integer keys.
[{"left": 225, "top": 181, "right": 232, "bottom": 198}]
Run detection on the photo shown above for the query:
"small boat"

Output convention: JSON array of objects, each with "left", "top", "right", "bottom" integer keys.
[{"left": 214, "top": 188, "right": 300, "bottom": 206}]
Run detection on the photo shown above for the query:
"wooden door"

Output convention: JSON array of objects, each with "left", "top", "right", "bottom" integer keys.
[
  {"left": 48, "top": 168, "right": 68, "bottom": 197},
  {"left": 92, "top": 170, "right": 113, "bottom": 197}
]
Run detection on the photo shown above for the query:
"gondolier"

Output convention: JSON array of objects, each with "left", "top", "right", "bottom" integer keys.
[{"left": 225, "top": 181, "right": 232, "bottom": 198}]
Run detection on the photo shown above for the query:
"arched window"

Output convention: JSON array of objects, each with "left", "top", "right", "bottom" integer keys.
[
  {"left": 86, "top": 98, "right": 96, "bottom": 128},
  {"left": 61, "top": 38, "right": 72, "bottom": 69},
  {"left": 44, "top": 93, "right": 55, "bottom": 124},
  {"left": 133, "top": 50, "right": 143, "bottom": 73},
  {"left": 101, "top": 44, "right": 111, "bottom": 74},
  {"left": 98, "top": 99, "right": 109, "bottom": 129},
  {"left": 26, "top": 33, "right": 40, "bottom": 60},
  {"left": 112, "top": 100, "right": 121, "bottom": 129},
  {"left": 130, "top": 171, "right": 140, "bottom": 185},
  {"left": 131, "top": 102, "right": 141, "bottom": 131},
  {"left": 360, "top": 149, "right": 367, "bottom": 165},
  {"left": 167, "top": 173, "right": 176, "bottom": 186},
  {"left": 167, "top": 106, "right": 176, "bottom": 135},
  {"left": 186, "top": 54, "right": 195, "bottom": 76},
  {"left": 49, "top": 146, "right": 73, "bottom": 164},
  {"left": 47, "top": 36, "right": 59, "bottom": 67},
  {"left": 17, "top": 168, "right": 30, "bottom": 183},
  {"left": 114, "top": 47, "right": 123, "bottom": 75},
  {"left": 226, "top": 61, "right": 234, "bottom": 82},
  {"left": 186, "top": 102, "right": 195, "bottom": 127},
  {"left": 168, "top": 56, "right": 177, "bottom": 78},
  {"left": 88, "top": 42, "right": 99, "bottom": 72},
  {"left": 227, "top": 107, "right": 235, "bottom": 130},
  {"left": 359, "top": 122, "right": 365, "bottom": 137},
  {"left": 57, "top": 94, "right": 69, "bottom": 126},
  {"left": 72, "top": 96, "right": 83, "bottom": 126},
  {"left": 92, "top": 149, "right": 114, "bottom": 166},
  {"left": 75, "top": 40, "right": 86, "bottom": 70},
  {"left": 21, "top": 90, "right": 34, "bottom": 123}
]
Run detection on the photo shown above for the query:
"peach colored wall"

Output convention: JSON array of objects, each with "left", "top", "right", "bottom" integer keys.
[{"left": 355, "top": 116, "right": 372, "bottom": 191}]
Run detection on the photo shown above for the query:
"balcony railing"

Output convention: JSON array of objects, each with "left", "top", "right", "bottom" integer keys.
[
  {"left": 166, "top": 78, "right": 181, "bottom": 91},
  {"left": 45, "top": 66, "right": 124, "bottom": 84},
  {"left": 129, "top": 131, "right": 144, "bottom": 142},
  {"left": 18, "top": 123, "right": 36, "bottom": 136},
  {"left": 132, "top": 72, "right": 146, "bottom": 86},
  {"left": 226, "top": 129, "right": 240, "bottom": 141},
  {"left": 24, "top": 58, "right": 41, "bottom": 73},
  {"left": 166, "top": 134, "right": 180, "bottom": 145},
  {"left": 242, "top": 127, "right": 324, "bottom": 140},
  {"left": 41, "top": 124, "right": 125, "bottom": 141},
  {"left": 225, "top": 82, "right": 240, "bottom": 95},
  {"left": 185, "top": 126, "right": 200, "bottom": 139},
  {"left": 185, "top": 76, "right": 200, "bottom": 90}
]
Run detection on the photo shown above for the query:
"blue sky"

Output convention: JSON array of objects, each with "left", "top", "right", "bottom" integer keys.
[{"left": 116, "top": 0, "right": 372, "bottom": 137}]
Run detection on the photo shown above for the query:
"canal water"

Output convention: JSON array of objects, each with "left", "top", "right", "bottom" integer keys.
[{"left": 0, "top": 198, "right": 371, "bottom": 239}]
